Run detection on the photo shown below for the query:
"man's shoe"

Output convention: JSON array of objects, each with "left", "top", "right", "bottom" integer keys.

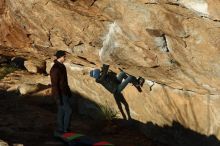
[
  {"left": 54, "top": 130, "right": 64, "bottom": 137},
  {"left": 64, "top": 128, "right": 72, "bottom": 133}
]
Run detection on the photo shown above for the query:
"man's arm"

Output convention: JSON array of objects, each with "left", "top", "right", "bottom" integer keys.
[
  {"left": 67, "top": 86, "right": 72, "bottom": 97},
  {"left": 50, "top": 68, "right": 63, "bottom": 105}
]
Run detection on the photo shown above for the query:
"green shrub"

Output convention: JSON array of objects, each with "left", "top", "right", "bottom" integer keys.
[
  {"left": 97, "top": 102, "right": 119, "bottom": 121},
  {"left": 0, "top": 65, "right": 18, "bottom": 80}
]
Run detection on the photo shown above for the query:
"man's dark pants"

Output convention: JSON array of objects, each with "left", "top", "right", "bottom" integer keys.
[{"left": 57, "top": 95, "right": 72, "bottom": 133}]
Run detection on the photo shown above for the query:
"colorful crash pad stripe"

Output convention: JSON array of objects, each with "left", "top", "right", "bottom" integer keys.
[
  {"left": 62, "top": 132, "right": 84, "bottom": 141},
  {"left": 93, "top": 141, "right": 114, "bottom": 146}
]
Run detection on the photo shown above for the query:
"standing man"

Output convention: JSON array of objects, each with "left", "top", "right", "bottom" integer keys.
[{"left": 50, "top": 50, "right": 72, "bottom": 134}]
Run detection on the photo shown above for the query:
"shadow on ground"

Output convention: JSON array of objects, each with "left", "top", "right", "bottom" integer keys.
[
  {"left": 0, "top": 89, "right": 220, "bottom": 146},
  {"left": 133, "top": 120, "right": 220, "bottom": 146}
]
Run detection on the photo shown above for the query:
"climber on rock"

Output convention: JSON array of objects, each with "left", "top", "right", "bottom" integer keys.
[
  {"left": 90, "top": 64, "right": 145, "bottom": 94},
  {"left": 90, "top": 64, "right": 145, "bottom": 120}
]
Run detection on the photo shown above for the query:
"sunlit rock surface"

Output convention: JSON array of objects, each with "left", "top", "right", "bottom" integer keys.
[{"left": 1, "top": 0, "right": 220, "bottom": 139}]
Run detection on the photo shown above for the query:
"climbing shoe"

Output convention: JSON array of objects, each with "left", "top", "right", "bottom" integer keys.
[
  {"left": 131, "top": 78, "right": 142, "bottom": 92},
  {"left": 137, "top": 77, "right": 145, "bottom": 87}
]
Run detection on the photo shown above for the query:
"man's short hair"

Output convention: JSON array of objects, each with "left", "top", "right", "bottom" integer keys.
[{"left": 55, "top": 50, "right": 66, "bottom": 59}]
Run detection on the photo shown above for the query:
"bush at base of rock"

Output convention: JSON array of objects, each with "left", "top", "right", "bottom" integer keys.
[
  {"left": 0, "top": 65, "right": 18, "bottom": 80},
  {"left": 0, "top": 55, "right": 11, "bottom": 64}
]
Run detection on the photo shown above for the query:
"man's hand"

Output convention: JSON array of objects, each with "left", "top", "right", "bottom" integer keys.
[
  {"left": 58, "top": 99, "right": 63, "bottom": 106},
  {"left": 56, "top": 97, "right": 63, "bottom": 106}
]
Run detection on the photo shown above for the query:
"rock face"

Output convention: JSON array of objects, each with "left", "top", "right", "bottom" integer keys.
[
  {"left": 1, "top": 0, "right": 220, "bottom": 140},
  {"left": 18, "top": 83, "right": 43, "bottom": 95},
  {"left": 24, "top": 59, "right": 46, "bottom": 73},
  {"left": 0, "top": 140, "right": 8, "bottom": 146}
]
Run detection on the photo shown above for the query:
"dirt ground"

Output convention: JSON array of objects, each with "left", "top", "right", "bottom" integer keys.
[{"left": 0, "top": 89, "right": 166, "bottom": 146}]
